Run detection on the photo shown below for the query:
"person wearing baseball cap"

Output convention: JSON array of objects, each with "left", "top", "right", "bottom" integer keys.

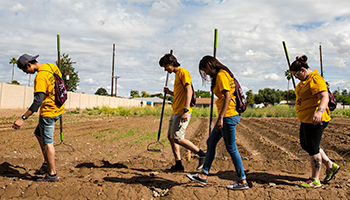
[{"left": 13, "top": 53, "right": 64, "bottom": 182}]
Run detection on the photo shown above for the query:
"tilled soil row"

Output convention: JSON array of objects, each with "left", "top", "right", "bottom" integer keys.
[{"left": 0, "top": 112, "right": 349, "bottom": 199}]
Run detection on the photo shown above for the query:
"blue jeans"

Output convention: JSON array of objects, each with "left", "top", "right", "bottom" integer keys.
[
  {"left": 201, "top": 115, "right": 246, "bottom": 180},
  {"left": 34, "top": 115, "right": 61, "bottom": 144}
]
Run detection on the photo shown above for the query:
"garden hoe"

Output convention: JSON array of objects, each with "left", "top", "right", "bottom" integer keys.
[
  {"left": 54, "top": 34, "right": 74, "bottom": 152},
  {"left": 147, "top": 50, "right": 173, "bottom": 152}
]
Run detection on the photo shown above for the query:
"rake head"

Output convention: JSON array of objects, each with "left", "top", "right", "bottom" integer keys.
[{"left": 147, "top": 141, "right": 164, "bottom": 152}]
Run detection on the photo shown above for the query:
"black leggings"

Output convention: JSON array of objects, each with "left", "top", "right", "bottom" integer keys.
[{"left": 299, "top": 122, "right": 329, "bottom": 156}]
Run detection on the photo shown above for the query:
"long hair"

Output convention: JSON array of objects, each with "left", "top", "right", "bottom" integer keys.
[
  {"left": 159, "top": 54, "right": 180, "bottom": 67},
  {"left": 290, "top": 55, "right": 309, "bottom": 71},
  {"left": 199, "top": 55, "right": 233, "bottom": 90}
]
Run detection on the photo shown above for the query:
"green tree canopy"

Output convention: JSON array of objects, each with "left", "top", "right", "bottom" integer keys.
[
  {"left": 130, "top": 90, "right": 140, "bottom": 98},
  {"left": 255, "top": 88, "right": 281, "bottom": 107},
  {"left": 195, "top": 90, "right": 211, "bottom": 98},
  {"left": 95, "top": 87, "right": 109, "bottom": 96},
  {"left": 245, "top": 90, "right": 254, "bottom": 108},
  {"left": 141, "top": 91, "right": 151, "bottom": 97},
  {"left": 55, "top": 53, "right": 79, "bottom": 92},
  {"left": 7, "top": 80, "right": 20, "bottom": 85}
]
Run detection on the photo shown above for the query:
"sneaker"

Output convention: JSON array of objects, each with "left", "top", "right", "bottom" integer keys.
[
  {"left": 227, "top": 181, "right": 249, "bottom": 190},
  {"left": 300, "top": 177, "right": 321, "bottom": 188},
  {"left": 34, "top": 163, "right": 48, "bottom": 175},
  {"left": 196, "top": 156, "right": 205, "bottom": 170},
  {"left": 37, "top": 173, "right": 59, "bottom": 182},
  {"left": 165, "top": 165, "right": 184, "bottom": 173},
  {"left": 186, "top": 173, "right": 207, "bottom": 185},
  {"left": 324, "top": 163, "right": 340, "bottom": 183}
]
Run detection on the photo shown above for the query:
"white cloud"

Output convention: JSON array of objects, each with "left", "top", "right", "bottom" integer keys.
[
  {"left": 264, "top": 73, "right": 283, "bottom": 81},
  {"left": 9, "top": 3, "right": 25, "bottom": 12},
  {"left": 332, "top": 57, "right": 347, "bottom": 68},
  {"left": 148, "top": 0, "right": 182, "bottom": 17},
  {"left": 0, "top": 0, "right": 350, "bottom": 95},
  {"left": 238, "top": 68, "right": 254, "bottom": 77}
]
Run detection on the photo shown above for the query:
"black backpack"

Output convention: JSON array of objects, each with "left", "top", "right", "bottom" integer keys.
[{"left": 233, "top": 78, "right": 247, "bottom": 113}]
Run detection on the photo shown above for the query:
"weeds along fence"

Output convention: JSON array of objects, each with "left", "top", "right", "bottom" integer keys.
[
  {"left": 0, "top": 82, "right": 141, "bottom": 109},
  {"left": 81, "top": 105, "right": 349, "bottom": 118}
]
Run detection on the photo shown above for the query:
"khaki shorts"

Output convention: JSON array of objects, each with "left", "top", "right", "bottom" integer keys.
[{"left": 168, "top": 113, "right": 191, "bottom": 139}]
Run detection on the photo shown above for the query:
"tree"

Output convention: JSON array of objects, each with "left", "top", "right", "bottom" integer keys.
[
  {"left": 130, "top": 90, "right": 140, "bottom": 98},
  {"left": 141, "top": 91, "right": 151, "bottom": 97},
  {"left": 195, "top": 90, "right": 211, "bottom": 98},
  {"left": 7, "top": 80, "right": 20, "bottom": 85},
  {"left": 95, "top": 87, "right": 109, "bottom": 96},
  {"left": 245, "top": 90, "right": 254, "bottom": 108},
  {"left": 9, "top": 58, "right": 17, "bottom": 82},
  {"left": 284, "top": 69, "right": 293, "bottom": 104},
  {"left": 55, "top": 53, "right": 79, "bottom": 92},
  {"left": 341, "top": 89, "right": 348, "bottom": 96},
  {"left": 151, "top": 93, "right": 163, "bottom": 98},
  {"left": 255, "top": 88, "right": 281, "bottom": 107}
]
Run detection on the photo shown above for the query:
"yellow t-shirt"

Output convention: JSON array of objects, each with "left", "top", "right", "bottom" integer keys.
[
  {"left": 295, "top": 70, "right": 330, "bottom": 123},
  {"left": 214, "top": 69, "right": 239, "bottom": 117},
  {"left": 172, "top": 67, "right": 193, "bottom": 114},
  {"left": 34, "top": 63, "right": 65, "bottom": 117}
]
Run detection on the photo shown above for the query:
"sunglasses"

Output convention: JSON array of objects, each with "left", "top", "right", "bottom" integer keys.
[{"left": 294, "top": 70, "right": 301, "bottom": 78}]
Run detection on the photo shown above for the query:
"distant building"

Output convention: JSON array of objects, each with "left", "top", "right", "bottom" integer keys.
[
  {"left": 133, "top": 97, "right": 171, "bottom": 106},
  {"left": 195, "top": 98, "right": 217, "bottom": 108}
]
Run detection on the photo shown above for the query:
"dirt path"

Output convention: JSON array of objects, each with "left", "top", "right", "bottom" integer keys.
[{"left": 0, "top": 109, "right": 349, "bottom": 199}]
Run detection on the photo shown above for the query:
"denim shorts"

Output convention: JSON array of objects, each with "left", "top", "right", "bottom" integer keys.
[{"left": 34, "top": 115, "right": 61, "bottom": 144}]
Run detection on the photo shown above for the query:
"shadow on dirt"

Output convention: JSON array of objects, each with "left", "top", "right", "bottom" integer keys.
[
  {"left": 216, "top": 170, "right": 303, "bottom": 187},
  {"left": 104, "top": 174, "right": 181, "bottom": 190},
  {"left": 0, "top": 162, "right": 39, "bottom": 181},
  {"left": 75, "top": 160, "right": 128, "bottom": 169}
]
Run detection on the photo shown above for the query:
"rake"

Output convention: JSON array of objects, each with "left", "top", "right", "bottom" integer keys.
[
  {"left": 54, "top": 34, "right": 74, "bottom": 152},
  {"left": 147, "top": 50, "right": 173, "bottom": 152}
]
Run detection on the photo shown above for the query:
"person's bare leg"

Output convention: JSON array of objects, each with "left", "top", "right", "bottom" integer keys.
[
  {"left": 174, "top": 138, "right": 200, "bottom": 153},
  {"left": 169, "top": 137, "right": 181, "bottom": 161},
  {"left": 44, "top": 144, "right": 56, "bottom": 175},
  {"left": 35, "top": 135, "right": 48, "bottom": 163},
  {"left": 310, "top": 153, "right": 322, "bottom": 180}
]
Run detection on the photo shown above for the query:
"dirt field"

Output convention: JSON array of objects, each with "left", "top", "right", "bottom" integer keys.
[{"left": 0, "top": 109, "right": 350, "bottom": 199}]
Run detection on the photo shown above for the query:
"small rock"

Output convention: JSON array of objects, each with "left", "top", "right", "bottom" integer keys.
[
  {"left": 335, "top": 185, "right": 342, "bottom": 188},
  {"left": 153, "top": 191, "right": 159, "bottom": 198},
  {"left": 150, "top": 172, "right": 159, "bottom": 176},
  {"left": 269, "top": 183, "right": 276, "bottom": 186}
]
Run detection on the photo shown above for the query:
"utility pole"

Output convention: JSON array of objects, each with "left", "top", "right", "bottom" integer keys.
[
  {"left": 111, "top": 44, "right": 115, "bottom": 97},
  {"left": 319, "top": 42, "right": 323, "bottom": 77},
  {"left": 114, "top": 75, "right": 121, "bottom": 97},
  {"left": 67, "top": 61, "right": 76, "bottom": 91}
]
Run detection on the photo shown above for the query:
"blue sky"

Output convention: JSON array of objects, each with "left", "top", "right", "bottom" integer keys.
[{"left": 0, "top": 0, "right": 349, "bottom": 97}]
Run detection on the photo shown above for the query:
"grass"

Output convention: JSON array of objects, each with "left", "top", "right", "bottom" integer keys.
[
  {"left": 242, "top": 105, "right": 297, "bottom": 118},
  {"left": 331, "top": 109, "right": 350, "bottom": 118},
  {"left": 61, "top": 104, "right": 350, "bottom": 119}
]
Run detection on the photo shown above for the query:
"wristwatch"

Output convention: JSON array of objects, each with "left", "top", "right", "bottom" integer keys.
[
  {"left": 183, "top": 108, "right": 189, "bottom": 113},
  {"left": 22, "top": 115, "right": 27, "bottom": 120}
]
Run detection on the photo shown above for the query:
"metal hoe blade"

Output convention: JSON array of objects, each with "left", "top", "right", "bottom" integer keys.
[
  {"left": 147, "top": 141, "right": 164, "bottom": 152},
  {"left": 55, "top": 131, "right": 74, "bottom": 152}
]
